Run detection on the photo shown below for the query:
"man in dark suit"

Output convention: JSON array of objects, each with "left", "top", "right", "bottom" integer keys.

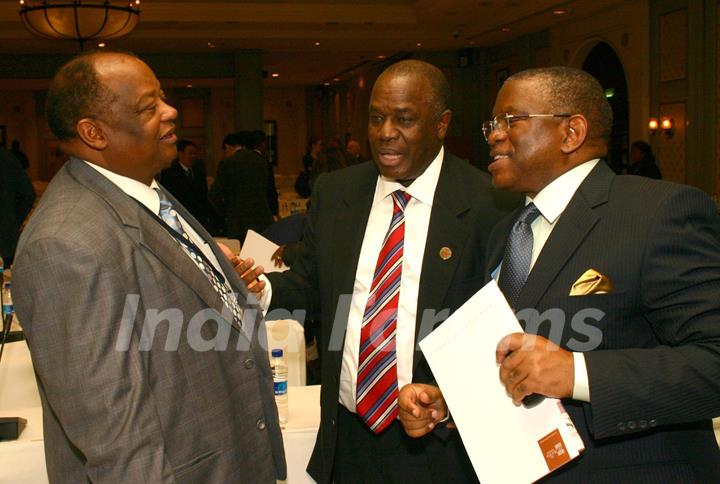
[
  {"left": 259, "top": 60, "right": 512, "bottom": 483},
  {"left": 12, "top": 51, "right": 285, "bottom": 482},
  {"left": 210, "top": 133, "right": 275, "bottom": 242},
  {"left": 399, "top": 66, "right": 720, "bottom": 482},
  {"left": 159, "top": 139, "right": 211, "bottom": 229},
  {"left": 0, "top": 146, "right": 35, "bottom": 265}
]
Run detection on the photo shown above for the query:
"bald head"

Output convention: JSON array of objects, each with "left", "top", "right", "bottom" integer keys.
[
  {"left": 45, "top": 51, "right": 138, "bottom": 141},
  {"left": 372, "top": 60, "right": 451, "bottom": 119}
]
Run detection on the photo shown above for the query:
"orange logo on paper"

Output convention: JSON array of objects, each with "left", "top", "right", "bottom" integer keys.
[{"left": 538, "top": 429, "right": 570, "bottom": 471}]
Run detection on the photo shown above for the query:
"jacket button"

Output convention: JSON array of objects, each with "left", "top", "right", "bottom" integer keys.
[
  {"left": 331, "top": 418, "right": 336, "bottom": 426},
  {"left": 639, "top": 420, "right": 647, "bottom": 429},
  {"left": 257, "top": 418, "right": 266, "bottom": 431},
  {"left": 616, "top": 422, "right": 626, "bottom": 432},
  {"left": 244, "top": 358, "right": 255, "bottom": 369},
  {"left": 627, "top": 421, "right": 636, "bottom": 430},
  {"left": 649, "top": 419, "right": 657, "bottom": 428}
]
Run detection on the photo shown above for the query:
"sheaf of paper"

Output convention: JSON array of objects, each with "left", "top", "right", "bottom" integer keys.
[
  {"left": 239, "top": 230, "right": 289, "bottom": 273},
  {"left": 419, "top": 280, "right": 583, "bottom": 484}
]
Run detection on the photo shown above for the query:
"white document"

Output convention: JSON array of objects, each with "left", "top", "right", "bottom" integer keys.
[
  {"left": 239, "top": 230, "right": 288, "bottom": 273},
  {"left": 419, "top": 280, "right": 584, "bottom": 484}
]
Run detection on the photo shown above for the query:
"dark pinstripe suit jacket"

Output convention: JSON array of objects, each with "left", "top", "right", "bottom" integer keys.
[
  {"left": 487, "top": 161, "right": 720, "bottom": 482},
  {"left": 13, "top": 158, "right": 286, "bottom": 483},
  {"left": 268, "top": 153, "right": 519, "bottom": 484}
]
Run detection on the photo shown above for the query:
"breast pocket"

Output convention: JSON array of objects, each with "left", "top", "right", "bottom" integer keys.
[
  {"left": 518, "top": 292, "right": 631, "bottom": 351},
  {"left": 560, "top": 292, "right": 632, "bottom": 351}
]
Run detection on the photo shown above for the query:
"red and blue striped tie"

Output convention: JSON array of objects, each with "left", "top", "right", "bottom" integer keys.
[{"left": 356, "top": 189, "right": 411, "bottom": 434}]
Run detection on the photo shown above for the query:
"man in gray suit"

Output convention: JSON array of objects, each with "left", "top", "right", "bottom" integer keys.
[{"left": 12, "top": 51, "right": 285, "bottom": 483}]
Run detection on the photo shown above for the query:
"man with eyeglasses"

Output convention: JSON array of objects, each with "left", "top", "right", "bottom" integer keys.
[{"left": 399, "top": 66, "right": 720, "bottom": 481}]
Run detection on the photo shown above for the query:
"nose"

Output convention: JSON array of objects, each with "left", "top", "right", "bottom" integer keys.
[
  {"left": 487, "top": 126, "right": 507, "bottom": 145},
  {"left": 378, "top": 118, "right": 399, "bottom": 140},
  {"left": 161, "top": 98, "right": 178, "bottom": 121}
]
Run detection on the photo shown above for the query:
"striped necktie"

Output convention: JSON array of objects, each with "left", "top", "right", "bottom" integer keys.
[
  {"left": 154, "top": 188, "right": 244, "bottom": 327},
  {"left": 356, "top": 189, "right": 411, "bottom": 434}
]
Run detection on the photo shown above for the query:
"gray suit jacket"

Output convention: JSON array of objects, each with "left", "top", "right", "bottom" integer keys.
[{"left": 13, "top": 158, "right": 286, "bottom": 483}]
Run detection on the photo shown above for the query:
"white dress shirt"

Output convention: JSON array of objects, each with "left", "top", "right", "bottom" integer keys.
[
  {"left": 525, "top": 158, "right": 599, "bottom": 402},
  {"left": 338, "top": 148, "right": 444, "bottom": 412},
  {"left": 83, "top": 160, "right": 231, "bottom": 289}
]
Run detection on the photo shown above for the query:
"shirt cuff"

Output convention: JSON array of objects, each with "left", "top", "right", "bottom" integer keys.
[
  {"left": 572, "top": 352, "right": 591, "bottom": 402},
  {"left": 257, "top": 274, "right": 272, "bottom": 314}
]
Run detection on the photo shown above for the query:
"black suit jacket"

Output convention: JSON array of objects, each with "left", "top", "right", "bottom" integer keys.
[
  {"left": 268, "top": 152, "right": 518, "bottom": 483},
  {"left": 487, "top": 161, "right": 720, "bottom": 482},
  {"left": 210, "top": 149, "right": 274, "bottom": 240},
  {"left": 159, "top": 159, "right": 210, "bottom": 229},
  {"left": 0, "top": 146, "right": 35, "bottom": 260}
]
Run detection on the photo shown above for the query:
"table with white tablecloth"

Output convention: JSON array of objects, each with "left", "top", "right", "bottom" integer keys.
[{"left": 0, "top": 339, "right": 320, "bottom": 483}]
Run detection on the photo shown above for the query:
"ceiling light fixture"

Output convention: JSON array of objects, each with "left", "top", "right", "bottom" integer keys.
[
  {"left": 19, "top": 0, "right": 140, "bottom": 50},
  {"left": 553, "top": 8, "right": 567, "bottom": 15},
  {"left": 271, "top": 73, "right": 280, "bottom": 78}
]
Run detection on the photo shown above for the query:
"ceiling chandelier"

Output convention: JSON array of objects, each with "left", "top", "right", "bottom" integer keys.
[{"left": 19, "top": 1, "right": 141, "bottom": 50}]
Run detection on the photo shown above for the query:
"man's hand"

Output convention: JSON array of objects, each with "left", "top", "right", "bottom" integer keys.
[
  {"left": 398, "top": 383, "right": 448, "bottom": 438},
  {"left": 495, "top": 333, "right": 574, "bottom": 405},
  {"left": 217, "top": 242, "right": 265, "bottom": 294},
  {"left": 271, "top": 245, "right": 285, "bottom": 268}
]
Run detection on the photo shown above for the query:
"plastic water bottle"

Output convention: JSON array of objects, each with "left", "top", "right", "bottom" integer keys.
[
  {"left": 2, "top": 283, "right": 13, "bottom": 317},
  {"left": 271, "top": 349, "right": 289, "bottom": 424}
]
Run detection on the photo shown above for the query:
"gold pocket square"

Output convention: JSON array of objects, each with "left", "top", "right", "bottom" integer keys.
[{"left": 570, "top": 269, "right": 613, "bottom": 296}]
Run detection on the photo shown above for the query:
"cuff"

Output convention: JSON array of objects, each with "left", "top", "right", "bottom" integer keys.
[
  {"left": 572, "top": 352, "right": 591, "bottom": 402},
  {"left": 258, "top": 274, "right": 272, "bottom": 314}
]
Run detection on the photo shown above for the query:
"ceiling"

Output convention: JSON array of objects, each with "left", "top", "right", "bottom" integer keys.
[{"left": 0, "top": 0, "right": 628, "bottom": 86}]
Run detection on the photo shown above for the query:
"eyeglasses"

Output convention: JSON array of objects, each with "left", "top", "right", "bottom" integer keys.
[{"left": 482, "top": 113, "right": 571, "bottom": 141}]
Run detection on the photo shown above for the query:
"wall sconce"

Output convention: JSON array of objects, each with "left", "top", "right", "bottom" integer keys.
[
  {"left": 648, "top": 117, "right": 659, "bottom": 133},
  {"left": 660, "top": 116, "right": 674, "bottom": 137},
  {"left": 648, "top": 117, "right": 674, "bottom": 137}
]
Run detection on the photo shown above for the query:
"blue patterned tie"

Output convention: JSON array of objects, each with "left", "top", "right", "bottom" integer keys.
[
  {"left": 155, "top": 188, "right": 245, "bottom": 326},
  {"left": 498, "top": 203, "right": 541, "bottom": 308}
]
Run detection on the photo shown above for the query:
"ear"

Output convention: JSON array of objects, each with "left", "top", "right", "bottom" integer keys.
[
  {"left": 435, "top": 109, "right": 452, "bottom": 140},
  {"left": 560, "top": 114, "right": 587, "bottom": 154},
  {"left": 76, "top": 118, "right": 108, "bottom": 151}
]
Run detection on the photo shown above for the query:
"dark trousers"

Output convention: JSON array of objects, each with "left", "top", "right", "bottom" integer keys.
[{"left": 332, "top": 405, "right": 435, "bottom": 484}]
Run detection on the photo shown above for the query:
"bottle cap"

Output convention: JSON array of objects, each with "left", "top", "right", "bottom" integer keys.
[{"left": 271, "top": 349, "right": 283, "bottom": 357}]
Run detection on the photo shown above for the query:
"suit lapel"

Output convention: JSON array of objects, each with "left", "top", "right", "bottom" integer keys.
[
  {"left": 486, "top": 209, "right": 520, "bottom": 282},
  {"left": 413, "top": 154, "right": 472, "bottom": 369},
  {"left": 516, "top": 161, "right": 613, "bottom": 310},
  {"left": 330, "top": 164, "right": 377, "bottom": 370},
  {"left": 67, "top": 159, "right": 244, "bottom": 336}
]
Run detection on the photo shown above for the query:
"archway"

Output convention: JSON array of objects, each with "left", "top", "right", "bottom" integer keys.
[{"left": 582, "top": 42, "right": 629, "bottom": 173}]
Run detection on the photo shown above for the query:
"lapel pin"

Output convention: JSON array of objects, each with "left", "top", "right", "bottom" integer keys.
[{"left": 439, "top": 247, "right": 452, "bottom": 260}]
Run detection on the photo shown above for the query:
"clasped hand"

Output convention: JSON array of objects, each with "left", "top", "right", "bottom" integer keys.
[{"left": 495, "top": 333, "right": 574, "bottom": 405}]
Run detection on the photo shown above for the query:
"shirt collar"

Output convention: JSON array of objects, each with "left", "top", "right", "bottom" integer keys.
[
  {"left": 375, "top": 146, "right": 444, "bottom": 206},
  {"left": 81, "top": 158, "right": 161, "bottom": 216},
  {"left": 528, "top": 158, "right": 600, "bottom": 224}
]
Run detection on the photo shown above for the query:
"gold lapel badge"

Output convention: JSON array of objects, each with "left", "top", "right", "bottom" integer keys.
[
  {"left": 439, "top": 247, "right": 452, "bottom": 260},
  {"left": 570, "top": 269, "right": 613, "bottom": 296}
]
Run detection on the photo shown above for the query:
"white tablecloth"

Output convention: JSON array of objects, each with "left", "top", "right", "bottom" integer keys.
[{"left": 0, "top": 340, "right": 320, "bottom": 483}]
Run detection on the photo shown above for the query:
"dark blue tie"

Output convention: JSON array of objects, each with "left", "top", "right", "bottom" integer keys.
[{"left": 498, "top": 203, "right": 541, "bottom": 308}]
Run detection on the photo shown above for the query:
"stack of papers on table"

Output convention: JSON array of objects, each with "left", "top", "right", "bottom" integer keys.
[{"left": 419, "top": 281, "right": 584, "bottom": 484}]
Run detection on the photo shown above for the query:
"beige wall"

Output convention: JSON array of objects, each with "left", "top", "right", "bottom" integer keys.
[
  {"left": 552, "top": 0, "right": 650, "bottom": 147},
  {"left": 264, "top": 86, "right": 308, "bottom": 176}
]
